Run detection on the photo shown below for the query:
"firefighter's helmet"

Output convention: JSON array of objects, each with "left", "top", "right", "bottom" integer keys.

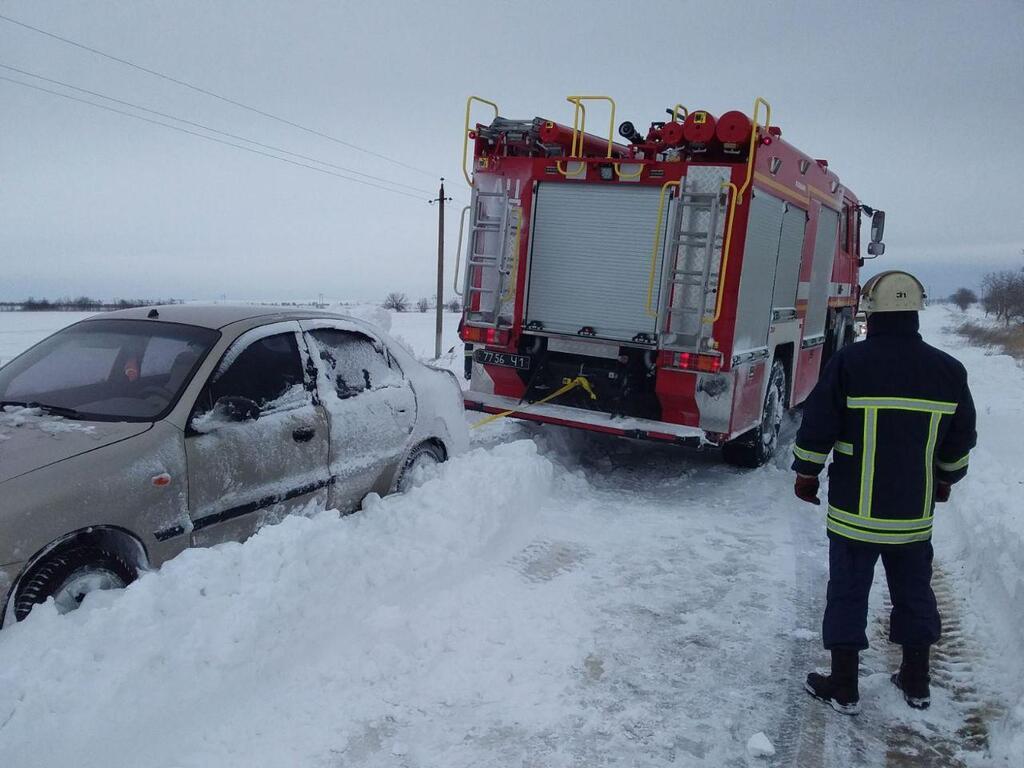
[{"left": 860, "top": 270, "right": 926, "bottom": 313}]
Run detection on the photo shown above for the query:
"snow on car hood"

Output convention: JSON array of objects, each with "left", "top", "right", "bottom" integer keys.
[{"left": 0, "top": 406, "right": 150, "bottom": 484}]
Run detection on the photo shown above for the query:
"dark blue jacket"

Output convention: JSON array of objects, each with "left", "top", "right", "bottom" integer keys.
[{"left": 792, "top": 312, "right": 977, "bottom": 545}]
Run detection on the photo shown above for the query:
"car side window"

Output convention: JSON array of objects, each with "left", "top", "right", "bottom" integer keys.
[
  {"left": 307, "top": 329, "right": 401, "bottom": 400},
  {"left": 204, "top": 332, "right": 306, "bottom": 413}
]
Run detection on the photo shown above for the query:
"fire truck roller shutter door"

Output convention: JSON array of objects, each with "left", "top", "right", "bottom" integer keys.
[
  {"left": 525, "top": 183, "right": 667, "bottom": 343},
  {"left": 805, "top": 205, "right": 840, "bottom": 342},
  {"left": 733, "top": 190, "right": 785, "bottom": 356},
  {"left": 772, "top": 203, "right": 808, "bottom": 315}
]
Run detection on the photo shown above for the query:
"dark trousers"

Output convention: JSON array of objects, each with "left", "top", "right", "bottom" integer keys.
[{"left": 822, "top": 534, "right": 941, "bottom": 651}]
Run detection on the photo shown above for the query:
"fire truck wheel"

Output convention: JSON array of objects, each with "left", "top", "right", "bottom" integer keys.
[{"left": 722, "top": 360, "right": 787, "bottom": 468}]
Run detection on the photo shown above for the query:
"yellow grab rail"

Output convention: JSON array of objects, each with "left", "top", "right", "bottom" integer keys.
[
  {"left": 501, "top": 207, "right": 523, "bottom": 302},
  {"left": 556, "top": 95, "right": 617, "bottom": 176},
  {"left": 614, "top": 162, "right": 643, "bottom": 180},
  {"left": 569, "top": 95, "right": 616, "bottom": 157},
  {"left": 735, "top": 96, "right": 771, "bottom": 205},
  {"left": 462, "top": 96, "right": 499, "bottom": 186},
  {"left": 569, "top": 97, "right": 587, "bottom": 155},
  {"left": 452, "top": 204, "right": 471, "bottom": 296},
  {"left": 646, "top": 180, "right": 681, "bottom": 318},
  {"left": 555, "top": 98, "right": 587, "bottom": 177},
  {"left": 708, "top": 182, "right": 738, "bottom": 324},
  {"left": 671, "top": 103, "right": 689, "bottom": 122},
  {"left": 555, "top": 159, "right": 587, "bottom": 177}
]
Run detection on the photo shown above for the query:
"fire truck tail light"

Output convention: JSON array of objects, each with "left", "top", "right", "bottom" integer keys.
[
  {"left": 462, "top": 326, "right": 508, "bottom": 346},
  {"left": 675, "top": 352, "right": 722, "bottom": 373}
]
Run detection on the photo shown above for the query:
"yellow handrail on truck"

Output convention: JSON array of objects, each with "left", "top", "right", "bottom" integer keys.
[
  {"left": 709, "top": 182, "right": 739, "bottom": 324},
  {"left": 462, "top": 96, "right": 499, "bottom": 186},
  {"left": 671, "top": 103, "right": 689, "bottom": 122},
  {"left": 706, "top": 97, "right": 770, "bottom": 324},
  {"left": 646, "top": 180, "right": 682, "bottom": 318},
  {"left": 736, "top": 96, "right": 771, "bottom": 205},
  {"left": 556, "top": 95, "right": 617, "bottom": 178},
  {"left": 452, "top": 204, "right": 471, "bottom": 296}
]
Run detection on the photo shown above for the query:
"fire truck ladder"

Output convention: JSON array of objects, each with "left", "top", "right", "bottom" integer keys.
[
  {"left": 658, "top": 189, "right": 725, "bottom": 351},
  {"left": 462, "top": 188, "right": 521, "bottom": 329}
]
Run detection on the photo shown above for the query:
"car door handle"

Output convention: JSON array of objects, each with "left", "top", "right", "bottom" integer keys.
[{"left": 292, "top": 426, "right": 316, "bottom": 443}]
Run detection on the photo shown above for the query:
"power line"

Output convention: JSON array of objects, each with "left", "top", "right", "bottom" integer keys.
[
  {"left": 0, "top": 13, "right": 438, "bottom": 178},
  {"left": 0, "top": 75, "right": 425, "bottom": 201},
  {"left": 0, "top": 62, "right": 434, "bottom": 196}
]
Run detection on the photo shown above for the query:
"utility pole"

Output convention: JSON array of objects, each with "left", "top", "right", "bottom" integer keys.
[{"left": 429, "top": 178, "right": 452, "bottom": 359}]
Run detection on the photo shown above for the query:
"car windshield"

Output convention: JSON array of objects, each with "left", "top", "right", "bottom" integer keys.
[{"left": 0, "top": 319, "right": 220, "bottom": 421}]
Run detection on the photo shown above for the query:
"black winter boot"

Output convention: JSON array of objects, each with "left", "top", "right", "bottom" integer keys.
[
  {"left": 805, "top": 649, "right": 861, "bottom": 715},
  {"left": 892, "top": 645, "right": 931, "bottom": 709}
]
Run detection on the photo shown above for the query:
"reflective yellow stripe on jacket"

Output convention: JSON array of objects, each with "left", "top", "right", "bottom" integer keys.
[
  {"left": 936, "top": 454, "right": 970, "bottom": 472},
  {"left": 820, "top": 396, "right": 960, "bottom": 544},
  {"left": 793, "top": 445, "right": 829, "bottom": 464},
  {"left": 793, "top": 440, "right": 855, "bottom": 464},
  {"left": 825, "top": 515, "right": 934, "bottom": 545}
]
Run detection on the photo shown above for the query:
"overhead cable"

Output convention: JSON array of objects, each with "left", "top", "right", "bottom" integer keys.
[
  {"left": 0, "top": 63, "right": 433, "bottom": 196},
  {"left": 0, "top": 75, "right": 426, "bottom": 201},
  {"left": 0, "top": 13, "right": 439, "bottom": 178}
]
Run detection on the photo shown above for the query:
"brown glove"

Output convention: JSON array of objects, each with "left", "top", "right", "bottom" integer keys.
[
  {"left": 794, "top": 474, "right": 820, "bottom": 505},
  {"left": 935, "top": 481, "right": 952, "bottom": 503}
]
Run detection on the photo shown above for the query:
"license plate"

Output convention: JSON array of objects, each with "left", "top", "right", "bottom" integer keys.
[{"left": 474, "top": 349, "right": 532, "bottom": 370}]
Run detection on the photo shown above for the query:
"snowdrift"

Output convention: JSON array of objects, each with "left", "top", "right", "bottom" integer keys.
[
  {"left": 929, "top": 308, "right": 1024, "bottom": 762},
  {"left": 0, "top": 441, "right": 553, "bottom": 768}
]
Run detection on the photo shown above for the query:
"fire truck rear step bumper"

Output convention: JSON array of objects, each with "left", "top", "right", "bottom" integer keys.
[{"left": 464, "top": 391, "right": 708, "bottom": 445}]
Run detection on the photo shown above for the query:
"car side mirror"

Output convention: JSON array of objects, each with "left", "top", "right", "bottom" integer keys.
[
  {"left": 214, "top": 395, "right": 260, "bottom": 422},
  {"left": 867, "top": 242, "right": 885, "bottom": 256}
]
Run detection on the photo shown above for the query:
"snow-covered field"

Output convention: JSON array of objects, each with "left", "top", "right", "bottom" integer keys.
[
  {"left": 0, "top": 305, "right": 1020, "bottom": 767},
  {"left": 0, "top": 306, "right": 465, "bottom": 368},
  {"left": 0, "top": 311, "right": 95, "bottom": 366}
]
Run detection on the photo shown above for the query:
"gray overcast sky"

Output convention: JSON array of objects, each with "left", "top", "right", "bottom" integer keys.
[{"left": 1, "top": 0, "right": 1022, "bottom": 302}]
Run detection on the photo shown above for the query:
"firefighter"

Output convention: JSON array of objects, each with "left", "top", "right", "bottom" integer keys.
[{"left": 792, "top": 270, "right": 977, "bottom": 715}]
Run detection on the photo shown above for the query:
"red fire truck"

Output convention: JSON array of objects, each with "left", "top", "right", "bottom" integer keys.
[{"left": 456, "top": 95, "right": 886, "bottom": 466}]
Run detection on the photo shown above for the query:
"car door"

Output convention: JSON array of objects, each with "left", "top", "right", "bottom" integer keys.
[
  {"left": 301, "top": 323, "right": 416, "bottom": 512},
  {"left": 185, "top": 322, "right": 331, "bottom": 546}
]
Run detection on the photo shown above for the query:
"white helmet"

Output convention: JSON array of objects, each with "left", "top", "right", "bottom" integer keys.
[{"left": 860, "top": 270, "right": 926, "bottom": 313}]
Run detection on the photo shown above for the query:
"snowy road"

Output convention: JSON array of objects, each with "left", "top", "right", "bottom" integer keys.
[{"left": 0, "top": 306, "right": 1018, "bottom": 767}]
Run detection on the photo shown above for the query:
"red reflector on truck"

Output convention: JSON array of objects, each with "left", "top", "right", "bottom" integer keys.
[
  {"left": 675, "top": 352, "right": 722, "bottom": 373},
  {"left": 461, "top": 325, "right": 508, "bottom": 346}
]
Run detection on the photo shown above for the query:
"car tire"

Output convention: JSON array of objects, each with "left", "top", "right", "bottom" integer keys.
[
  {"left": 396, "top": 442, "right": 446, "bottom": 493},
  {"left": 13, "top": 545, "right": 137, "bottom": 621},
  {"left": 722, "top": 359, "right": 787, "bottom": 469}
]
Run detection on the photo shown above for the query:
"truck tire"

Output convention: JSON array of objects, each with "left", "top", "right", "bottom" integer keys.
[
  {"left": 722, "top": 359, "right": 787, "bottom": 468},
  {"left": 13, "top": 544, "right": 136, "bottom": 621}
]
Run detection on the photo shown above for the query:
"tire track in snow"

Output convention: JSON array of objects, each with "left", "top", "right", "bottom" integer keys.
[
  {"left": 873, "top": 563, "right": 1000, "bottom": 767},
  {"left": 769, "top": 502, "right": 828, "bottom": 768}
]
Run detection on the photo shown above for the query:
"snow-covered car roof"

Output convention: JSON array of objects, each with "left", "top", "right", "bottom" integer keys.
[{"left": 82, "top": 303, "right": 356, "bottom": 330}]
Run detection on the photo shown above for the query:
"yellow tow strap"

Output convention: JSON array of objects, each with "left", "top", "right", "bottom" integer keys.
[{"left": 472, "top": 375, "right": 597, "bottom": 428}]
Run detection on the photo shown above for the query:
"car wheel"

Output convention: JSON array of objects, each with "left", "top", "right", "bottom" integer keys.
[
  {"left": 13, "top": 545, "right": 137, "bottom": 621},
  {"left": 396, "top": 442, "right": 445, "bottom": 493},
  {"left": 722, "top": 360, "right": 787, "bottom": 468}
]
